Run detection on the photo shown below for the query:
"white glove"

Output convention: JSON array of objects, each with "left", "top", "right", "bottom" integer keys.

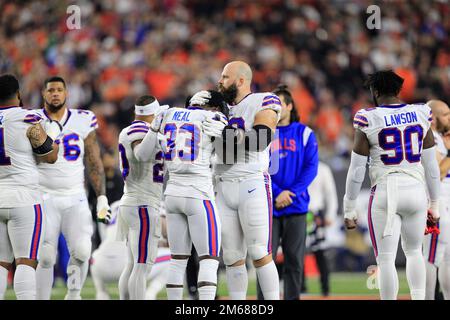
[
  {"left": 429, "top": 199, "right": 440, "bottom": 221},
  {"left": 343, "top": 196, "right": 358, "bottom": 221},
  {"left": 202, "top": 113, "right": 228, "bottom": 137},
  {"left": 157, "top": 133, "right": 168, "bottom": 153},
  {"left": 190, "top": 90, "right": 211, "bottom": 106},
  {"left": 42, "top": 119, "right": 63, "bottom": 141},
  {"left": 96, "top": 195, "right": 112, "bottom": 224},
  {"left": 150, "top": 112, "right": 164, "bottom": 132}
]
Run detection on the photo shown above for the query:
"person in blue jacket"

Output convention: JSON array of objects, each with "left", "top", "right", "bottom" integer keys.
[{"left": 257, "top": 84, "right": 319, "bottom": 300}]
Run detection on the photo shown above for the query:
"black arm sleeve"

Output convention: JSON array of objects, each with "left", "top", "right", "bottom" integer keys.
[{"left": 32, "top": 136, "right": 54, "bottom": 155}]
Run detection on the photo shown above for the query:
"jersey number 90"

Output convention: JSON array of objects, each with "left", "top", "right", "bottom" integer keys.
[{"left": 378, "top": 125, "right": 424, "bottom": 165}]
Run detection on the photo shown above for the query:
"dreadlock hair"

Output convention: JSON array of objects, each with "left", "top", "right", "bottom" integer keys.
[
  {"left": 364, "top": 70, "right": 404, "bottom": 98},
  {"left": 273, "top": 84, "right": 299, "bottom": 123}
]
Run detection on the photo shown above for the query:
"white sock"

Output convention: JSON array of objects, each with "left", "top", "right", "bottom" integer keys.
[
  {"left": 0, "top": 266, "right": 8, "bottom": 300},
  {"left": 36, "top": 265, "right": 54, "bottom": 300},
  {"left": 425, "top": 262, "right": 437, "bottom": 300},
  {"left": 377, "top": 253, "right": 398, "bottom": 300},
  {"left": 198, "top": 286, "right": 216, "bottom": 300},
  {"left": 198, "top": 259, "right": 219, "bottom": 300},
  {"left": 405, "top": 249, "right": 425, "bottom": 300},
  {"left": 65, "top": 258, "right": 89, "bottom": 300},
  {"left": 255, "top": 261, "right": 280, "bottom": 300},
  {"left": 166, "top": 258, "right": 188, "bottom": 300},
  {"left": 226, "top": 264, "right": 248, "bottom": 300},
  {"left": 438, "top": 260, "right": 450, "bottom": 299},
  {"left": 119, "top": 262, "right": 133, "bottom": 300},
  {"left": 14, "top": 265, "right": 36, "bottom": 300},
  {"left": 129, "top": 263, "right": 153, "bottom": 300}
]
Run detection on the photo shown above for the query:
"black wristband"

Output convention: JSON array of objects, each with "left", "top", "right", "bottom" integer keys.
[
  {"left": 447, "top": 149, "right": 450, "bottom": 158},
  {"left": 32, "top": 135, "right": 54, "bottom": 155}
]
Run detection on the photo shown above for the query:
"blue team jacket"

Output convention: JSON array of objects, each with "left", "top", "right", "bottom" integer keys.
[{"left": 270, "top": 122, "right": 319, "bottom": 217}]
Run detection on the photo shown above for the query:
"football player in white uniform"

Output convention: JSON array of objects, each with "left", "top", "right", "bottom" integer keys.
[
  {"left": 91, "top": 201, "right": 170, "bottom": 300},
  {"left": 423, "top": 100, "right": 450, "bottom": 300},
  {"left": 343, "top": 70, "right": 441, "bottom": 300},
  {"left": 35, "top": 77, "right": 111, "bottom": 300},
  {"left": 215, "top": 61, "right": 281, "bottom": 300},
  {"left": 151, "top": 90, "right": 228, "bottom": 300},
  {"left": 116, "top": 95, "right": 167, "bottom": 300},
  {"left": 0, "top": 74, "right": 59, "bottom": 300}
]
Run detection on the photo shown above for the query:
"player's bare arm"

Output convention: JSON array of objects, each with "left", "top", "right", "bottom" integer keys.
[
  {"left": 254, "top": 108, "right": 279, "bottom": 131},
  {"left": 221, "top": 108, "right": 278, "bottom": 153},
  {"left": 84, "top": 130, "right": 106, "bottom": 196},
  {"left": 26, "top": 123, "right": 58, "bottom": 163},
  {"left": 343, "top": 129, "right": 369, "bottom": 230}
]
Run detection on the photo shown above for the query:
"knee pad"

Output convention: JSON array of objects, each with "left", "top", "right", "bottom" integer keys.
[
  {"left": 39, "top": 244, "right": 56, "bottom": 268},
  {"left": 198, "top": 259, "right": 219, "bottom": 284},
  {"left": 247, "top": 245, "right": 267, "bottom": 262},
  {"left": 72, "top": 240, "right": 92, "bottom": 263},
  {"left": 222, "top": 249, "right": 245, "bottom": 266}
]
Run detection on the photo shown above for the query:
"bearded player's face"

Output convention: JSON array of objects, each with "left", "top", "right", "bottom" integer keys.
[
  {"left": 218, "top": 67, "right": 239, "bottom": 104},
  {"left": 43, "top": 82, "right": 67, "bottom": 111}
]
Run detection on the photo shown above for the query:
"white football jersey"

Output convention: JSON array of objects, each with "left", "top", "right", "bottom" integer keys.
[
  {"left": 118, "top": 120, "right": 164, "bottom": 207},
  {"left": 353, "top": 103, "right": 432, "bottom": 186},
  {"left": 36, "top": 108, "right": 97, "bottom": 195},
  {"left": 213, "top": 92, "right": 281, "bottom": 179},
  {"left": 158, "top": 107, "right": 219, "bottom": 199},
  {"left": 0, "top": 106, "right": 43, "bottom": 207}
]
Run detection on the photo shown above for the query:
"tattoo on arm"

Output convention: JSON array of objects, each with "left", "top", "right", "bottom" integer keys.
[
  {"left": 84, "top": 131, "right": 106, "bottom": 196},
  {"left": 26, "top": 124, "right": 47, "bottom": 148}
]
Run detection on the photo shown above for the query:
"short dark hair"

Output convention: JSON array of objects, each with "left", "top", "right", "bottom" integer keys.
[
  {"left": 0, "top": 74, "right": 20, "bottom": 103},
  {"left": 364, "top": 70, "right": 404, "bottom": 97},
  {"left": 135, "top": 95, "right": 156, "bottom": 106},
  {"left": 44, "top": 76, "right": 66, "bottom": 89},
  {"left": 273, "top": 84, "right": 299, "bottom": 123},
  {"left": 184, "top": 95, "right": 192, "bottom": 108}
]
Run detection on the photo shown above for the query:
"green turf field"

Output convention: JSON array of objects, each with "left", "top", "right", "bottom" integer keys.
[{"left": 4, "top": 270, "right": 411, "bottom": 300}]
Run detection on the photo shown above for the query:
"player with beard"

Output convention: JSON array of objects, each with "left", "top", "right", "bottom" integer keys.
[
  {"left": 0, "top": 74, "right": 59, "bottom": 300},
  {"left": 212, "top": 61, "right": 281, "bottom": 300},
  {"left": 35, "top": 76, "right": 111, "bottom": 300},
  {"left": 423, "top": 100, "right": 450, "bottom": 300}
]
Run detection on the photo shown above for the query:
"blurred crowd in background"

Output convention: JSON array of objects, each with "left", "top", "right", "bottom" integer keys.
[{"left": 1, "top": 0, "right": 449, "bottom": 271}]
